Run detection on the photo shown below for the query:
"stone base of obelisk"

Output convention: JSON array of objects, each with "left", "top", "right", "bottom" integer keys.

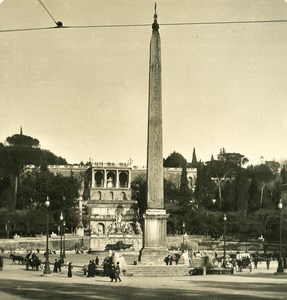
[{"left": 139, "top": 209, "right": 169, "bottom": 265}]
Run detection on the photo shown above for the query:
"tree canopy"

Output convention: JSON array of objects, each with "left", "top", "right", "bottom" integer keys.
[{"left": 164, "top": 151, "right": 187, "bottom": 168}]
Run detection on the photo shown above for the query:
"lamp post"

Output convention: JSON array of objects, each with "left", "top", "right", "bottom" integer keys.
[
  {"left": 212, "top": 198, "right": 216, "bottom": 211},
  {"left": 63, "top": 220, "right": 66, "bottom": 259},
  {"left": 43, "top": 197, "right": 51, "bottom": 274},
  {"left": 277, "top": 200, "right": 284, "bottom": 273},
  {"left": 60, "top": 212, "right": 63, "bottom": 263},
  {"left": 223, "top": 214, "right": 227, "bottom": 265},
  {"left": 5, "top": 221, "right": 9, "bottom": 239},
  {"left": 182, "top": 221, "right": 186, "bottom": 251}
]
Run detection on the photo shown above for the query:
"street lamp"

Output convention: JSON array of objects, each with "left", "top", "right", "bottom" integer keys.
[
  {"left": 212, "top": 198, "right": 216, "bottom": 211},
  {"left": 60, "top": 212, "right": 64, "bottom": 263},
  {"left": 5, "top": 221, "right": 10, "bottom": 239},
  {"left": 277, "top": 200, "right": 284, "bottom": 273},
  {"left": 63, "top": 220, "right": 66, "bottom": 259},
  {"left": 43, "top": 197, "right": 51, "bottom": 274},
  {"left": 182, "top": 221, "right": 186, "bottom": 251},
  {"left": 223, "top": 214, "right": 227, "bottom": 266}
]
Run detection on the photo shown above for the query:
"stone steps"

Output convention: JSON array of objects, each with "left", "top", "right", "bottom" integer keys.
[{"left": 123, "top": 265, "right": 192, "bottom": 277}]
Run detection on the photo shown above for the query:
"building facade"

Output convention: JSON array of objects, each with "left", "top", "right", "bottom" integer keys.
[{"left": 87, "top": 163, "right": 142, "bottom": 251}]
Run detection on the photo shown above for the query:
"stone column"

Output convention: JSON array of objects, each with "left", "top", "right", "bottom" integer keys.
[
  {"left": 91, "top": 169, "right": 95, "bottom": 188},
  {"left": 116, "top": 170, "right": 119, "bottom": 188},
  {"left": 140, "top": 10, "right": 169, "bottom": 264},
  {"left": 104, "top": 170, "right": 107, "bottom": 187}
]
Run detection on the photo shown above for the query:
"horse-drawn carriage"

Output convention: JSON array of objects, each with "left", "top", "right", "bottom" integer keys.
[
  {"left": 10, "top": 254, "right": 26, "bottom": 264},
  {"left": 10, "top": 252, "right": 43, "bottom": 270}
]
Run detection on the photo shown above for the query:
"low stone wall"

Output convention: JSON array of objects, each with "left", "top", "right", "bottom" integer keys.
[
  {"left": 166, "top": 235, "right": 199, "bottom": 251},
  {"left": 0, "top": 235, "right": 90, "bottom": 253},
  {"left": 1, "top": 235, "right": 197, "bottom": 253}
]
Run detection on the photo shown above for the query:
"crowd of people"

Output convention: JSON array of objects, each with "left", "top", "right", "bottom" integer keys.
[
  {"left": 202, "top": 250, "right": 287, "bottom": 272},
  {"left": 83, "top": 255, "right": 122, "bottom": 282},
  {"left": 102, "top": 255, "right": 122, "bottom": 282},
  {"left": 164, "top": 253, "right": 181, "bottom": 265},
  {"left": 3, "top": 244, "right": 286, "bottom": 280}
]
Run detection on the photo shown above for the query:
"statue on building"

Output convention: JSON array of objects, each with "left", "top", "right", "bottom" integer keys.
[
  {"left": 135, "top": 221, "right": 142, "bottom": 235},
  {"left": 107, "top": 177, "right": 113, "bottom": 188}
]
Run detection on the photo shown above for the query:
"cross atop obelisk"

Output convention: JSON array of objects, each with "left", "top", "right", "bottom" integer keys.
[{"left": 140, "top": 4, "right": 169, "bottom": 264}]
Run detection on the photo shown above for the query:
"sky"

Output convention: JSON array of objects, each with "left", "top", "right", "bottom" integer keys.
[{"left": 1, "top": 0, "right": 287, "bottom": 167}]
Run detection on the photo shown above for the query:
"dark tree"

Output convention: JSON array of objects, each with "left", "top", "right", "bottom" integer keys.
[
  {"left": 281, "top": 165, "right": 287, "bottom": 184},
  {"left": 164, "top": 151, "right": 187, "bottom": 168},
  {"left": 190, "top": 147, "right": 198, "bottom": 168},
  {"left": 248, "top": 175, "right": 260, "bottom": 212},
  {"left": 0, "top": 132, "right": 68, "bottom": 209}
]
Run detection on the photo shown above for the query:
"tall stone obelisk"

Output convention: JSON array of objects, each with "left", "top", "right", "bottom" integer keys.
[{"left": 140, "top": 5, "right": 169, "bottom": 264}]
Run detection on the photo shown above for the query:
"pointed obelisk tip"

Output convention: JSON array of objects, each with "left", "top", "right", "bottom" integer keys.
[{"left": 152, "top": 2, "right": 159, "bottom": 31}]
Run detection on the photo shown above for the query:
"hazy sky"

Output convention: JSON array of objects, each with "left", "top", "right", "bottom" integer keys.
[{"left": 1, "top": 0, "right": 287, "bottom": 167}]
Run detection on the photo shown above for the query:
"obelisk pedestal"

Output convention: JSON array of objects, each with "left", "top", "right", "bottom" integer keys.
[
  {"left": 140, "top": 8, "right": 169, "bottom": 264},
  {"left": 140, "top": 209, "right": 168, "bottom": 264}
]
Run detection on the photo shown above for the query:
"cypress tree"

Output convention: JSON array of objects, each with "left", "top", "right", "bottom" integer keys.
[{"left": 191, "top": 147, "right": 198, "bottom": 168}]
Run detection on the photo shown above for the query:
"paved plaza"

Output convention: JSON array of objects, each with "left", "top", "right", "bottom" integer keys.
[{"left": 0, "top": 254, "right": 286, "bottom": 300}]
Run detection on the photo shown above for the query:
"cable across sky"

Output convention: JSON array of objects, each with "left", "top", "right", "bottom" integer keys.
[
  {"left": 0, "top": 0, "right": 287, "bottom": 33},
  {"left": 1, "top": 18, "right": 287, "bottom": 33}
]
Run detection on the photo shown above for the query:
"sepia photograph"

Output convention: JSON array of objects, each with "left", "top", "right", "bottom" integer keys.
[{"left": 0, "top": 1, "right": 287, "bottom": 299}]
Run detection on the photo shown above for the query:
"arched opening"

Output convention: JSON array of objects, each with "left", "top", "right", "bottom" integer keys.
[
  {"left": 107, "top": 171, "right": 116, "bottom": 187},
  {"left": 97, "top": 191, "right": 101, "bottom": 200},
  {"left": 94, "top": 171, "right": 104, "bottom": 187},
  {"left": 119, "top": 171, "right": 129, "bottom": 187},
  {"left": 97, "top": 223, "right": 105, "bottom": 235},
  {"left": 121, "top": 192, "right": 127, "bottom": 200},
  {"left": 109, "top": 191, "right": 114, "bottom": 200}
]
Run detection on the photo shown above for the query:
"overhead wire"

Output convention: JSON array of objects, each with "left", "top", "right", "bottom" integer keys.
[
  {"left": 1, "top": 6, "right": 287, "bottom": 33},
  {"left": 37, "top": 0, "right": 58, "bottom": 25},
  {"left": 68, "top": 18, "right": 287, "bottom": 29}
]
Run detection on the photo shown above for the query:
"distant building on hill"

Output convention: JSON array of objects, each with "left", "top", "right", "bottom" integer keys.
[
  {"left": 24, "top": 163, "right": 197, "bottom": 249},
  {"left": 46, "top": 163, "right": 197, "bottom": 189}
]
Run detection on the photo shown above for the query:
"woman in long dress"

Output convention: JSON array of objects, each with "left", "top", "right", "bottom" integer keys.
[{"left": 68, "top": 262, "right": 73, "bottom": 277}]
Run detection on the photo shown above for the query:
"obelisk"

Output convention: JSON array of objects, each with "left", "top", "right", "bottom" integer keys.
[{"left": 140, "top": 5, "right": 169, "bottom": 264}]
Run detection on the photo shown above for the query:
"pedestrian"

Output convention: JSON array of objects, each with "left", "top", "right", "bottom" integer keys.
[
  {"left": 110, "top": 263, "right": 116, "bottom": 282},
  {"left": 237, "top": 260, "right": 243, "bottom": 272},
  {"left": 103, "top": 256, "right": 112, "bottom": 277},
  {"left": 115, "top": 262, "right": 122, "bottom": 282},
  {"left": 249, "top": 261, "right": 252, "bottom": 272},
  {"left": 253, "top": 256, "right": 258, "bottom": 269},
  {"left": 164, "top": 255, "right": 172, "bottom": 265},
  {"left": 53, "top": 259, "right": 58, "bottom": 273},
  {"left": 0, "top": 256, "right": 3, "bottom": 271},
  {"left": 91, "top": 260, "right": 96, "bottom": 277},
  {"left": 68, "top": 262, "right": 73, "bottom": 277},
  {"left": 95, "top": 256, "right": 99, "bottom": 265},
  {"left": 266, "top": 256, "right": 271, "bottom": 270},
  {"left": 87, "top": 260, "right": 92, "bottom": 277},
  {"left": 57, "top": 259, "right": 62, "bottom": 272}
]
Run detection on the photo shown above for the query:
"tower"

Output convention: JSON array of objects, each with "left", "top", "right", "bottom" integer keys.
[{"left": 140, "top": 5, "right": 169, "bottom": 264}]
